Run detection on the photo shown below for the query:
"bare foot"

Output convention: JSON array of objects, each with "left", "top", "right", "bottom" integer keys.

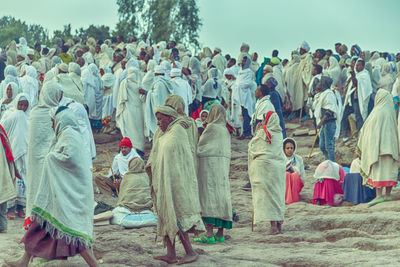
[
  {"left": 177, "top": 253, "right": 199, "bottom": 265},
  {"left": 153, "top": 255, "right": 178, "bottom": 264},
  {"left": 3, "top": 259, "right": 26, "bottom": 267}
]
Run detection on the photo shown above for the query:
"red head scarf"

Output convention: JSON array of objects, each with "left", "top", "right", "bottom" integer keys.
[
  {"left": 119, "top": 137, "right": 133, "bottom": 148},
  {"left": 0, "top": 124, "right": 14, "bottom": 162},
  {"left": 262, "top": 111, "right": 275, "bottom": 144}
]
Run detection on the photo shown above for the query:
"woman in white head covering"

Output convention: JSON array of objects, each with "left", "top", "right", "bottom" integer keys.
[
  {"left": 68, "top": 62, "right": 84, "bottom": 94},
  {"left": 0, "top": 93, "right": 30, "bottom": 219},
  {"left": 116, "top": 66, "right": 146, "bottom": 154},
  {"left": 323, "top": 56, "right": 341, "bottom": 87},
  {"left": 101, "top": 71, "right": 116, "bottom": 120},
  {"left": 87, "top": 63, "right": 104, "bottom": 133},
  {"left": 0, "top": 66, "right": 20, "bottom": 99},
  {"left": 19, "top": 66, "right": 39, "bottom": 108},
  {"left": 141, "top": 59, "right": 156, "bottom": 92},
  {"left": 201, "top": 68, "right": 221, "bottom": 106},
  {"left": 81, "top": 64, "right": 97, "bottom": 129},
  {"left": 357, "top": 90, "right": 399, "bottom": 206},
  {"left": 189, "top": 56, "right": 202, "bottom": 103},
  {"left": 98, "top": 43, "right": 113, "bottom": 69},
  {"left": 378, "top": 63, "right": 394, "bottom": 92},
  {"left": 25, "top": 82, "right": 63, "bottom": 224},
  {"left": 11, "top": 106, "right": 97, "bottom": 267},
  {"left": 0, "top": 82, "right": 20, "bottom": 118}
]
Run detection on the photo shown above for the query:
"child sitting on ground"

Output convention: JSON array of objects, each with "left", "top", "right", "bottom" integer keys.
[
  {"left": 95, "top": 137, "right": 140, "bottom": 196},
  {"left": 283, "top": 138, "right": 305, "bottom": 204}
]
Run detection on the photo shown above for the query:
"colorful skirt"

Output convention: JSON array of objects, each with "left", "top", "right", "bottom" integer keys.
[
  {"left": 21, "top": 221, "right": 87, "bottom": 260},
  {"left": 202, "top": 217, "right": 232, "bottom": 229},
  {"left": 285, "top": 171, "right": 304, "bottom": 204},
  {"left": 312, "top": 179, "right": 344, "bottom": 206}
]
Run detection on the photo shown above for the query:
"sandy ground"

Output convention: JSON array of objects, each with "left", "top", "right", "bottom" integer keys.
[{"left": 2, "top": 120, "right": 400, "bottom": 266}]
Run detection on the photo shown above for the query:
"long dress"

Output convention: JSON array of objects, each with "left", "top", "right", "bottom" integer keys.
[
  {"left": 248, "top": 112, "right": 285, "bottom": 223},
  {"left": 116, "top": 67, "right": 145, "bottom": 153},
  {"left": 197, "top": 104, "right": 232, "bottom": 229}
]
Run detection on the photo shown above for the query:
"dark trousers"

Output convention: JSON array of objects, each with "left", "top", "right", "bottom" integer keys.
[{"left": 241, "top": 106, "right": 251, "bottom": 135}]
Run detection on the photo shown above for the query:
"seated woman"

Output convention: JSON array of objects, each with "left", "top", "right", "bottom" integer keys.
[
  {"left": 312, "top": 160, "right": 345, "bottom": 206},
  {"left": 342, "top": 158, "right": 376, "bottom": 205},
  {"left": 117, "top": 157, "right": 153, "bottom": 212},
  {"left": 283, "top": 138, "right": 305, "bottom": 204}
]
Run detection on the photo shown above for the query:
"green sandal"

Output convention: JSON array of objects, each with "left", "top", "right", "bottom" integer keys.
[
  {"left": 214, "top": 235, "right": 225, "bottom": 243},
  {"left": 194, "top": 234, "right": 215, "bottom": 244},
  {"left": 368, "top": 197, "right": 385, "bottom": 207},
  {"left": 384, "top": 196, "right": 393, "bottom": 202}
]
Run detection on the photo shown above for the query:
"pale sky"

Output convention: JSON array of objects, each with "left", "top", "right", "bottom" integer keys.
[{"left": 1, "top": 0, "right": 400, "bottom": 59}]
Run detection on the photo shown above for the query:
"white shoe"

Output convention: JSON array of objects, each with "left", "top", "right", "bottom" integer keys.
[{"left": 341, "top": 137, "right": 349, "bottom": 144}]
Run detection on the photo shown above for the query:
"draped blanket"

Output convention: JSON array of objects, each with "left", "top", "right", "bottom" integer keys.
[{"left": 32, "top": 109, "right": 94, "bottom": 247}]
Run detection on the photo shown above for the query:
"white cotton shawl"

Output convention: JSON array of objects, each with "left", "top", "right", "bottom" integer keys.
[
  {"left": 144, "top": 76, "right": 173, "bottom": 134},
  {"left": 378, "top": 63, "right": 394, "bottom": 92},
  {"left": 324, "top": 57, "right": 341, "bottom": 87},
  {"left": 236, "top": 61, "right": 255, "bottom": 115},
  {"left": 32, "top": 108, "right": 94, "bottom": 247},
  {"left": 272, "top": 64, "right": 287, "bottom": 101},
  {"left": 314, "top": 160, "right": 340, "bottom": 181},
  {"left": 112, "top": 149, "right": 140, "bottom": 176},
  {"left": 25, "top": 82, "right": 62, "bottom": 219},
  {"left": 19, "top": 66, "right": 39, "bottom": 108},
  {"left": 312, "top": 89, "right": 338, "bottom": 125},
  {"left": 170, "top": 77, "right": 192, "bottom": 115},
  {"left": 284, "top": 138, "right": 305, "bottom": 182},
  {"left": 0, "top": 93, "right": 30, "bottom": 161},
  {"left": 141, "top": 60, "right": 156, "bottom": 91},
  {"left": 252, "top": 95, "right": 275, "bottom": 125},
  {"left": 116, "top": 67, "right": 146, "bottom": 152},
  {"left": 356, "top": 69, "right": 373, "bottom": 120}
]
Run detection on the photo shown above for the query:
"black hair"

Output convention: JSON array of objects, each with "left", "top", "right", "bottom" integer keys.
[
  {"left": 358, "top": 59, "right": 365, "bottom": 66},
  {"left": 272, "top": 49, "right": 279, "bottom": 57},
  {"left": 34, "top": 42, "right": 41, "bottom": 48},
  {"left": 118, "top": 35, "right": 124, "bottom": 42},
  {"left": 259, "top": 84, "right": 272, "bottom": 96},
  {"left": 170, "top": 40, "right": 176, "bottom": 45},
  {"left": 139, "top": 51, "right": 147, "bottom": 57},
  {"left": 283, "top": 138, "right": 296, "bottom": 150},
  {"left": 61, "top": 45, "right": 68, "bottom": 53},
  {"left": 42, "top": 47, "right": 49, "bottom": 55},
  {"left": 335, "top": 42, "right": 341, "bottom": 46},
  {"left": 225, "top": 54, "right": 231, "bottom": 61},
  {"left": 326, "top": 49, "right": 333, "bottom": 54},
  {"left": 171, "top": 47, "right": 179, "bottom": 54},
  {"left": 314, "top": 64, "right": 323, "bottom": 74},
  {"left": 229, "top": 58, "right": 236, "bottom": 64}
]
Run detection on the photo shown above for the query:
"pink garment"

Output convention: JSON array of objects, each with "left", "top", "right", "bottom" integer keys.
[
  {"left": 312, "top": 167, "right": 345, "bottom": 206},
  {"left": 285, "top": 171, "right": 304, "bottom": 204}
]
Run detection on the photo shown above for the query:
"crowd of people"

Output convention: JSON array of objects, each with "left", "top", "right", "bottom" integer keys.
[{"left": 0, "top": 35, "right": 400, "bottom": 265}]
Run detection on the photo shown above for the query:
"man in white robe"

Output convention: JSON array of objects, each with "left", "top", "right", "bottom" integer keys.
[
  {"left": 211, "top": 48, "right": 226, "bottom": 75},
  {"left": 355, "top": 59, "right": 373, "bottom": 123}
]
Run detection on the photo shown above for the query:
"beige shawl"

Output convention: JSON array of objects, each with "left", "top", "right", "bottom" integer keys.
[
  {"left": 0, "top": 127, "right": 16, "bottom": 204},
  {"left": 357, "top": 89, "right": 399, "bottom": 184},
  {"left": 248, "top": 112, "right": 285, "bottom": 223},
  {"left": 197, "top": 104, "right": 232, "bottom": 221},
  {"left": 146, "top": 106, "right": 205, "bottom": 244},
  {"left": 117, "top": 157, "right": 153, "bottom": 212}
]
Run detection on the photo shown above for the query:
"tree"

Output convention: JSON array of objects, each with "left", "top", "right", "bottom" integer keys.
[
  {"left": 0, "top": 16, "right": 49, "bottom": 48},
  {"left": 115, "top": 0, "right": 202, "bottom": 49},
  {"left": 53, "top": 24, "right": 73, "bottom": 42},
  {"left": 76, "top": 25, "right": 111, "bottom": 42}
]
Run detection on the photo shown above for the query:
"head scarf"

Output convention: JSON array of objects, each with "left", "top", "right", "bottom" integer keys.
[
  {"left": 242, "top": 56, "right": 251, "bottom": 70},
  {"left": 165, "top": 94, "right": 186, "bottom": 116},
  {"left": 1, "top": 82, "right": 19, "bottom": 104},
  {"left": 6, "top": 50, "right": 17, "bottom": 65},
  {"left": 154, "top": 65, "right": 166, "bottom": 75},
  {"left": 318, "top": 76, "right": 333, "bottom": 92},
  {"left": 352, "top": 45, "right": 362, "bottom": 57},
  {"left": 206, "top": 103, "right": 226, "bottom": 125},
  {"left": 68, "top": 62, "right": 81, "bottom": 76},
  {"left": 154, "top": 105, "right": 180, "bottom": 120},
  {"left": 267, "top": 77, "right": 278, "bottom": 89},
  {"left": 51, "top": 56, "right": 62, "bottom": 68},
  {"left": 300, "top": 41, "right": 310, "bottom": 52},
  {"left": 271, "top": 57, "right": 281, "bottom": 65},
  {"left": 314, "top": 160, "right": 340, "bottom": 181},
  {"left": 39, "top": 81, "right": 63, "bottom": 108},
  {"left": 170, "top": 68, "right": 182, "bottom": 77},
  {"left": 189, "top": 57, "right": 201, "bottom": 75}
]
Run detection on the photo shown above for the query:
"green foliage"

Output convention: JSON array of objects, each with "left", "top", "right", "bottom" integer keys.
[
  {"left": 0, "top": 16, "right": 50, "bottom": 48},
  {"left": 76, "top": 25, "right": 111, "bottom": 42},
  {"left": 53, "top": 24, "right": 73, "bottom": 42},
  {"left": 115, "top": 0, "right": 202, "bottom": 49}
]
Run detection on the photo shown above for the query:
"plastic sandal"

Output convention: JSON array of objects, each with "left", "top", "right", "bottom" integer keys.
[
  {"left": 214, "top": 235, "right": 225, "bottom": 243},
  {"left": 384, "top": 196, "right": 393, "bottom": 202},
  {"left": 194, "top": 234, "right": 215, "bottom": 244},
  {"left": 368, "top": 197, "right": 385, "bottom": 207}
]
